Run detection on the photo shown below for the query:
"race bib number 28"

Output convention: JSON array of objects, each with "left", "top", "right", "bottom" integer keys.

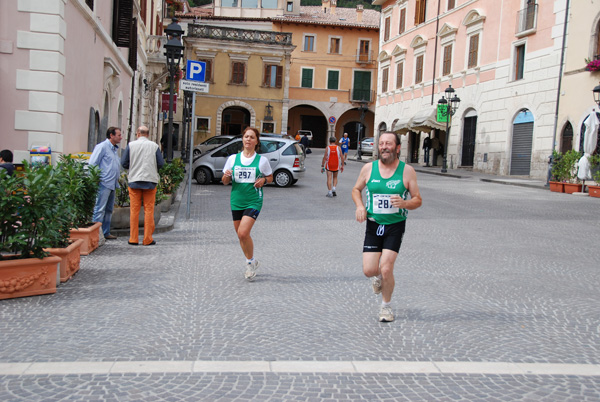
[
  {"left": 234, "top": 167, "right": 256, "bottom": 183},
  {"left": 373, "top": 194, "right": 399, "bottom": 214}
]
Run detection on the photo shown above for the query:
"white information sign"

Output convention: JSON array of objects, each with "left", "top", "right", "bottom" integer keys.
[{"left": 180, "top": 80, "right": 209, "bottom": 93}]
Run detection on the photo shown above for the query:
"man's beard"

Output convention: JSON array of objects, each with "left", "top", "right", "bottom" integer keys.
[{"left": 378, "top": 148, "right": 398, "bottom": 164}]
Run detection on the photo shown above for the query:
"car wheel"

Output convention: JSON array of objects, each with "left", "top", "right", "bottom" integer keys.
[
  {"left": 193, "top": 149, "right": 201, "bottom": 156},
  {"left": 194, "top": 167, "right": 212, "bottom": 185},
  {"left": 274, "top": 169, "right": 292, "bottom": 187}
]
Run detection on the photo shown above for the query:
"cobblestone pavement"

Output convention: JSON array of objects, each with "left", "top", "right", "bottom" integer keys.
[{"left": 1, "top": 151, "right": 599, "bottom": 401}]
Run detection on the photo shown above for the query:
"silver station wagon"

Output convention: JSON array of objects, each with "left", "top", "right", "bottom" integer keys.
[{"left": 192, "top": 137, "right": 306, "bottom": 187}]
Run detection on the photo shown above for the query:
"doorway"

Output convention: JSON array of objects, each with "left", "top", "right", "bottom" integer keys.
[
  {"left": 510, "top": 109, "right": 534, "bottom": 175},
  {"left": 461, "top": 112, "right": 477, "bottom": 167},
  {"left": 221, "top": 107, "right": 250, "bottom": 136}
]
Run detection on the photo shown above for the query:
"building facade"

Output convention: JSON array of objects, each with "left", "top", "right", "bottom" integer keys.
[{"left": 374, "top": 0, "right": 568, "bottom": 178}]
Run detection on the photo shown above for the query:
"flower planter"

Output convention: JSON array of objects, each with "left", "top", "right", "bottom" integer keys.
[
  {"left": 563, "top": 183, "right": 583, "bottom": 194},
  {"left": 110, "top": 206, "right": 161, "bottom": 230},
  {"left": 44, "top": 238, "right": 85, "bottom": 283},
  {"left": 0, "top": 255, "right": 60, "bottom": 300},
  {"left": 159, "top": 198, "right": 172, "bottom": 212},
  {"left": 549, "top": 181, "right": 564, "bottom": 193},
  {"left": 69, "top": 221, "right": 102, "bottom": 256},
  {"left": 588, "top": 185, "right": 600, "bottom": 198}
]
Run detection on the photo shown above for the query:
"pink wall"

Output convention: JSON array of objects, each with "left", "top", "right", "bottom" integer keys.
[{"left": 0, "top": 1, "right": 32, "bottom": 153}]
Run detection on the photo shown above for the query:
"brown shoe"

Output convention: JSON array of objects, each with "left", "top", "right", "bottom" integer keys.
[{"left": 105, "top": 234, "right": 117, "bottom": 240}]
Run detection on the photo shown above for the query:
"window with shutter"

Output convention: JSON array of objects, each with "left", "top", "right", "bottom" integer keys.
[
  {"left": 330, "top": 37, "right": 340, "bottom": 54},
  {"left": 112, "top": 0, "right": 133, "bottom": 47},
  {"left": 442, "top": 44, "right": 452, "bottom": 76},
  {"left": 301, "top": 68, "right": 313, "bottom": 88},
  {"left": 415, "top": 55, "right": 424, "bottom": 84},
  {"left": 381, "top": 67, "right": 389, "bottom": 92},
  {"left": 399, "top": 8, "right": 406, "bottom": 34},
  {"left": 327, "top": 70, "right": 339, "bottom": 90},
  {"left": 384, "top": 17, "right": 390, "bottom": 41},
  {"left": 396, "top": 62, "right": 403, "bottom": 89},
  {"left": 304, "top": 35, "right": 315, "bottom": 51},
  {"left": 468, "top": 34, "right": 479, "bottom": 68},
  {"left": 447, "top": 0, "right": 455, "bottom": 10},
  {"left": 128, "top": 17, "right": 137, "bottom": 70},
  {"left": 514, "top": 44, "right": 525, "bottom": 81},
  {"left": 263, "top": 64, "right": 283, "bottom": 88},
  {"left": 414, "top": 0, "right": 426, "bottom": 25},
  {"left": 140, "top": 0, "right": 146, "bottom": 24},
  {"left": 231, "top": 62, "right": 246, "bottom": 84},
  {"left": 199, "top": 59, "right": 213, "bottom": 82}
]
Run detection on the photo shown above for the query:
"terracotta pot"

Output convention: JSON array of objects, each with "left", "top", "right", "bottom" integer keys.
[
  {"left": 549, "top": 181, "right": 564, "bottom": 193},
  {"left": 564, "top": 183, "right": 583, "bottom": 194},
  {"left": 588, "top": 185, "right": 600, "bottom": 198},
  {"left": 110, "top": 206, "right": 161, "bottom": 230},
  {"left": 44, "top": 238, "right": 85, "bottom": 283},
  {"left": 69, "top": 222, "right": 102, "bottom": 256},
  {"left": 0, "top": 255, "right": 60, "bottom": 300}
]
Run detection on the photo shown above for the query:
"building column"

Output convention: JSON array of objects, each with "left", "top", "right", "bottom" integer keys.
[{"left": 15, "top": 0, "right": 67, "bottom": 163}]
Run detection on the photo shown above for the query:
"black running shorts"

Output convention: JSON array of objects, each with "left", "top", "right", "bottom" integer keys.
[
  {"left": 363, "top": 219, "right": 406, "bottom": 253},
  {"left": 232, "top": 208, "right": 260, "bottom": 221}
]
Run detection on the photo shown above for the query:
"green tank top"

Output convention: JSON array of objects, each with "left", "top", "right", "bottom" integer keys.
[
  {"left": 230, "top": 152, "right": 264, "bottom": 211},
  {"left": 366, "top": 160, "right": 408, "bottom": 225}
]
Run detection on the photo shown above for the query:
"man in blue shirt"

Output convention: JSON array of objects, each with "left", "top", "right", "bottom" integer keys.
[{"left": 89, "top": 127, "right": 122, "bottom": 240}]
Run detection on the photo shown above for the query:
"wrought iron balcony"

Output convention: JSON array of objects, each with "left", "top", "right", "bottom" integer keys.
[
  {"left": 349, "top": 89, "right": 374, "bottom": 103},
  {"left": 356, "top": 50, "right": 373, "bottom": 64},
  {"left": 187, "top": 24, "right": 292, "bottom": 45},
  {"left": 516, "top": 2, "right": 537, "bottom": 34}
]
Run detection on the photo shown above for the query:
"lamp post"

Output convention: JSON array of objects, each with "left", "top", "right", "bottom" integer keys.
[
  {"left": 357, "top": 102, "right": 368, "bottom": 161},
  {"left": 437, "top": 84, "right": 461, "bottom": 173},
  {"left": 163, "top": 19, "right": 184, "bottom": 163}
]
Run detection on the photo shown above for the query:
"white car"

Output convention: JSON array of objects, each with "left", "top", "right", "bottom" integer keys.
[
  {"left": 297, "top": 130, "right": 313, "bottom": 142},
  {"left": 193, "top": 135, "right": 238, "bottom": 156},
  {"left": 360, "top": 137, "right": 375, "bottom": 155},
  {"left": 193, "top": 137, "right": 306, "bottom": 187}
]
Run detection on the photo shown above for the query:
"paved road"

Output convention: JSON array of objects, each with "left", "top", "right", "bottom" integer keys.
[{"left": 1, "top": 151, "right": 599, "bottom": 401}]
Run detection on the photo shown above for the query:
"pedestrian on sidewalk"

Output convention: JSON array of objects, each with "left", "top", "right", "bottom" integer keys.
[
  {"left": 322, "top": 136, "right": 343, "bottom": 197},
  {"left": 422, "top": 135, "right": 431, "bottom": 167},
  {"left": 0, "top": 149, "right": 15, "bottom": 176},
  {"left": 121, "top": 126, "right": 164, "bottom": 246},
  {"left": 351, "top": 132, "right": 422, "bottom": 322},
  {"left": 89, "top": 127, "right": 122, "bottom": 240},
  {"left": 339, "top": 132, "right": 350, "bottom": 165},
  {"left": 222, "top": 127, "right": 273, "bottom": 281}
]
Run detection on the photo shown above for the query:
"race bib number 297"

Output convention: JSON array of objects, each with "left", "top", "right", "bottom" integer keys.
[
  {"left": 373, "top": 194, "right": 399, "bottom": 214},
  {"left": 234, "top": 167, "right": 256, "bottom": 183}
]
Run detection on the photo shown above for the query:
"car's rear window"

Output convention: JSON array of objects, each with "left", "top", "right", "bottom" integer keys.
[
  {"left": 259, "top": 140, "right": 285, "bottom": 154},
  {"left": 282, "top": 143, "right": 304, "bottom": 156}
]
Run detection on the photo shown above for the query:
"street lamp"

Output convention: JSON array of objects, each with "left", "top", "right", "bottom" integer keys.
[
  {"left": 437, "top": 84, "right": 461, "bottom": 173},
  {"left": 593, "top": 82, "right": 600, "bottom": 106},
  {"left": 163, "top": 19, "right": 184, "bottom": 163}
]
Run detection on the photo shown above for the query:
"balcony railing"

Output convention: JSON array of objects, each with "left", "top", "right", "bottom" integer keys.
[
  {"left": 188, "top": 24, "right": 293, "bottom": 45},
  {"left": 147, "top": 35, "right": 167, "bottom": 62},
  {"left": 349, "top": 89, "right": 374, "bottom": 103},
  {"left": 356, "top": 50, "right": 373, "bottom": 64},
  {"left": 516, "top": 2, "right": 537, "bottom": 34}
]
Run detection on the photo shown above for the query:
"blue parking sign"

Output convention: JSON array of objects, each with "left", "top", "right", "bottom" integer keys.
[{"left": 186, "top": 60, "right": 206, "bottom": 82}]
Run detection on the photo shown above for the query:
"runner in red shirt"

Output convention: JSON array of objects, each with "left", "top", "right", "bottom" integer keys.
[{"left": 321, "top": 136, "right": 344, "bottom": 197}]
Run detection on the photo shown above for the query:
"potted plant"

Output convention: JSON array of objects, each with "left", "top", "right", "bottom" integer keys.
[
  {"left": 584, "top": 58, "right": 600, "bottom": 72},
  {"left": 588, "top": 154, "right": 600, "bottom": 198},
  {"left": 43, "top": 156, "right": 88, "bottom": 282},
  {"left": 562, "top": 149, "right": 583, "bottom": 194},
  {"left": 158, "top": 158, "right": 185, "bottom": 211},
  {"left": 0, "top": 162, "right": 62, "bottom": 299},
  {"left": 66, "top": 156, "right": 102, "bottom": 255},
  {"left": 549, "top": 150, "right": 566, "bottom": 193}
]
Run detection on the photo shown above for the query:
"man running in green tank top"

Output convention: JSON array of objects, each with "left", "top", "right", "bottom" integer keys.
[
  {"left": 352, "top": 132, "right": 422, "bottom": 322},
  {"left": 222, "top": 127, "right": 273, "bottom": 281}
]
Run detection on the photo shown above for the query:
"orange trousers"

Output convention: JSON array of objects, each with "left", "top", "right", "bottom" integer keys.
[{"left": 128, "top": 187, "right": 157, "bottom": 245}]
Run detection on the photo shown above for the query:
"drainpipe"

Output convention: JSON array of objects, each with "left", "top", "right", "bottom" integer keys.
[
  {"left": 127, "top": 71, "right": 137, "bottom": 142},
  {"left": 546, "top": 0, "right": 570, "bottom": 186},
  {"left": 430, "top": 0, "right": 442, "bottom": 105}
]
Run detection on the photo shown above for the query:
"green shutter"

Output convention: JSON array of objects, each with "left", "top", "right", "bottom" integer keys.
[
  {"left": 301, "top": 69, "right": 313, "bottom": 88},
  {"left": 327, "top": 71, "right": 339, "bottom": 90}
]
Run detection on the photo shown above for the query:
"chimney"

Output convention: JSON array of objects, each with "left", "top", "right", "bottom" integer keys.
[
  {"left": 322, "top": 0, "right": 329, "bottom": 13},
  {"left": 356, "top": 4, "right": 363, "bottom": 22},
  {"left": 330, "top": 0, "right": 336, "bottom": 14}
]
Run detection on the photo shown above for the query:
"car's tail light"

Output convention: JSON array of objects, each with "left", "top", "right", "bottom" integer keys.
[{"left": 293, "top": 157, "right": 300, "bottom": 168}]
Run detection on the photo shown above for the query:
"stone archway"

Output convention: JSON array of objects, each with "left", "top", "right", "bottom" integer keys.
[{"left": 216, "top": 100, "right": 256, "bottom": 135}]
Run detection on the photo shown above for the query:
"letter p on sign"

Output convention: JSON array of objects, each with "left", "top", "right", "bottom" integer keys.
[{"left": 186, "top": 60, "right": 206, "bottom": 82}]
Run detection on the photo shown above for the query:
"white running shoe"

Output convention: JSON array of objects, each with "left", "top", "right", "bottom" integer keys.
[
  {"left": 371, "top": 277, "right": 382, "bottom": 294},
  {"left": 244, "top": 260, "right": 259, "bottom": 281},
  {"left": 379, "top": 306, "right": 394, "bottom": 322},
  {"left": 326, "top": 193, "right": 333, "bottom": 198}
]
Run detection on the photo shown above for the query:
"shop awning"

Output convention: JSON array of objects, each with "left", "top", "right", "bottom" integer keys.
[
  {"left": 391, "top": 116, "right": 411, "bottom": 134},
  {"left": 408, "top": 106, "right": 445, "bottom": 133}
]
